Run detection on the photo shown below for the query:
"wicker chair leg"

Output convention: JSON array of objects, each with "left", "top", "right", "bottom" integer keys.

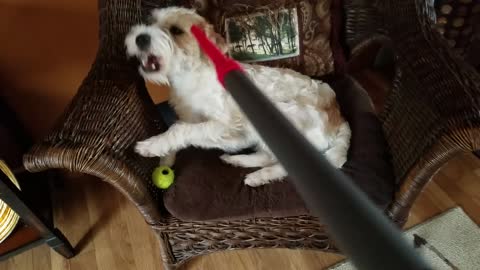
[
  {"left": 387, "top": 136, "right": 468, "bottom": 225},
  {"left": 156, "top": 231, "right": 181, "bottom": 270}
]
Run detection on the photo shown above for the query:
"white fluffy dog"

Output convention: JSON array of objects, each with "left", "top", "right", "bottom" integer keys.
[{"left": 125, "top": 7, "right": 351, "bottom": 187}]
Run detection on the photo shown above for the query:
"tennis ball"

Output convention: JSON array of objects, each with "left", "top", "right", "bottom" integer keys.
[{"left": 152, "top": 166, "right": 175, "bottom": 189}]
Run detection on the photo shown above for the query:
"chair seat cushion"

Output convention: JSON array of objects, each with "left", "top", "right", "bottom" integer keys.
[{"left": 163, "top": 76, "right": 395, "bottom": 221}]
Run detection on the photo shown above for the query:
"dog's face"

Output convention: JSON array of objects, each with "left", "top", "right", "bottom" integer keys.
[{"left": 125, "top": 7, "right": 227, "bottom": 84}]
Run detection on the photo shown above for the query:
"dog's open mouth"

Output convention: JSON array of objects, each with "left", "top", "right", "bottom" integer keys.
[{"left": 140, "top": 55, "right": 161, "bottom": 73}]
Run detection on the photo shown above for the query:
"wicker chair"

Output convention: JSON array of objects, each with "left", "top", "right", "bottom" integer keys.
[{"left": 23, "top": 0, "right": 480, "bottom": 269}]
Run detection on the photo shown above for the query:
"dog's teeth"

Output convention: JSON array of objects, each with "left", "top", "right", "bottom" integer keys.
[{"left": 151, "top": 63, "right": 156, "bottom": 69}]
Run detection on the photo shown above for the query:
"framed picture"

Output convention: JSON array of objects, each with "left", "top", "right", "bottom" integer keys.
[{"left": 225, "top": 8, "right": 300, "bottom": 62}]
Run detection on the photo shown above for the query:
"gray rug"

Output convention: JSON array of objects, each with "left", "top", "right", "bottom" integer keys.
[{"left": 329, "top": 207, "right": 480, "bottom": 270}]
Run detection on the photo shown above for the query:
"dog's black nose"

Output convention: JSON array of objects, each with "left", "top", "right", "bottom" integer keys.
[{"left": 135, "top": 34, "right": 151, "bottom": 50}]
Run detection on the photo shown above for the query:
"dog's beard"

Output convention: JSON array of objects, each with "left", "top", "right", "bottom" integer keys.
[{"left": 139, "top": 67, "right": 170, "bottom": 85}]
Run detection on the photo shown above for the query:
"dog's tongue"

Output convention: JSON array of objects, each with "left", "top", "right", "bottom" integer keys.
[{"left": 142, "top": 55, "right": 160, "bottom": 72}]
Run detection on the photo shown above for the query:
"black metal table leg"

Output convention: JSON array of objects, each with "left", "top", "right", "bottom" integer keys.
[
  {"left": 0, "top": 172, "right": 75, "bottom": 259},
  {"left": 46, "top": 229, "right": 75, "bottom": 258}
]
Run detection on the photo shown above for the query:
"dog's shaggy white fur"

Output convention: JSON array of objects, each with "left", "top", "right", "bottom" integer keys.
[{"left": 125, "top": 7, "right": 351, "bottom": 187}]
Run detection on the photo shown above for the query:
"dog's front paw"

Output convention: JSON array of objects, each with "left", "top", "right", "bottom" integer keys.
[
  {"left": 135, "top": 140, "right": 158, "bottom": 157},
  {"left": 135, "top": 137, "right": 170, "bottom": 157}
]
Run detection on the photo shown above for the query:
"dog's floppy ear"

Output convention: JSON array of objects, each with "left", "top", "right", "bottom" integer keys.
[{"left": 200, "top": 23, "right": 228, "bottom": 54}]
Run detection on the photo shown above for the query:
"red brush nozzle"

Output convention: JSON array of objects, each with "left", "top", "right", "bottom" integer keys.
[{"left": 190, "top": 25, "right": 243, "bottom": 86}]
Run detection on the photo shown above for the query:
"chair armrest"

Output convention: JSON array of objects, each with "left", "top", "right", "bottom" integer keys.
[
  {"left": 23, "top": 57, "right": 166, "bottom": 225},
  {"left": 380, "top": 0, "right": 480, "bottom": 224}
]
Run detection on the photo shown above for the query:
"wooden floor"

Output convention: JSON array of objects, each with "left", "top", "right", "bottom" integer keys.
[{"left": 0, "top": 153, "right": 478, "bottom": 270}]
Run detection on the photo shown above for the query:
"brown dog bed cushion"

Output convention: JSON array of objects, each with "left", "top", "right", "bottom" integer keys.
[{"left": 163, "top": 76, "right": 395, "bottom": 221}]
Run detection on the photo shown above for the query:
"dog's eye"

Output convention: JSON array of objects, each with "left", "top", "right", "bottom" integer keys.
[{"left": 169, "top": 25, "right": 184, "bottom": 35}]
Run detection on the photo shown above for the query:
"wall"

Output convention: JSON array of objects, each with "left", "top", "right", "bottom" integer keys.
[{"left": 0, "top": 0, "right": 169, "bottom": 140}]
